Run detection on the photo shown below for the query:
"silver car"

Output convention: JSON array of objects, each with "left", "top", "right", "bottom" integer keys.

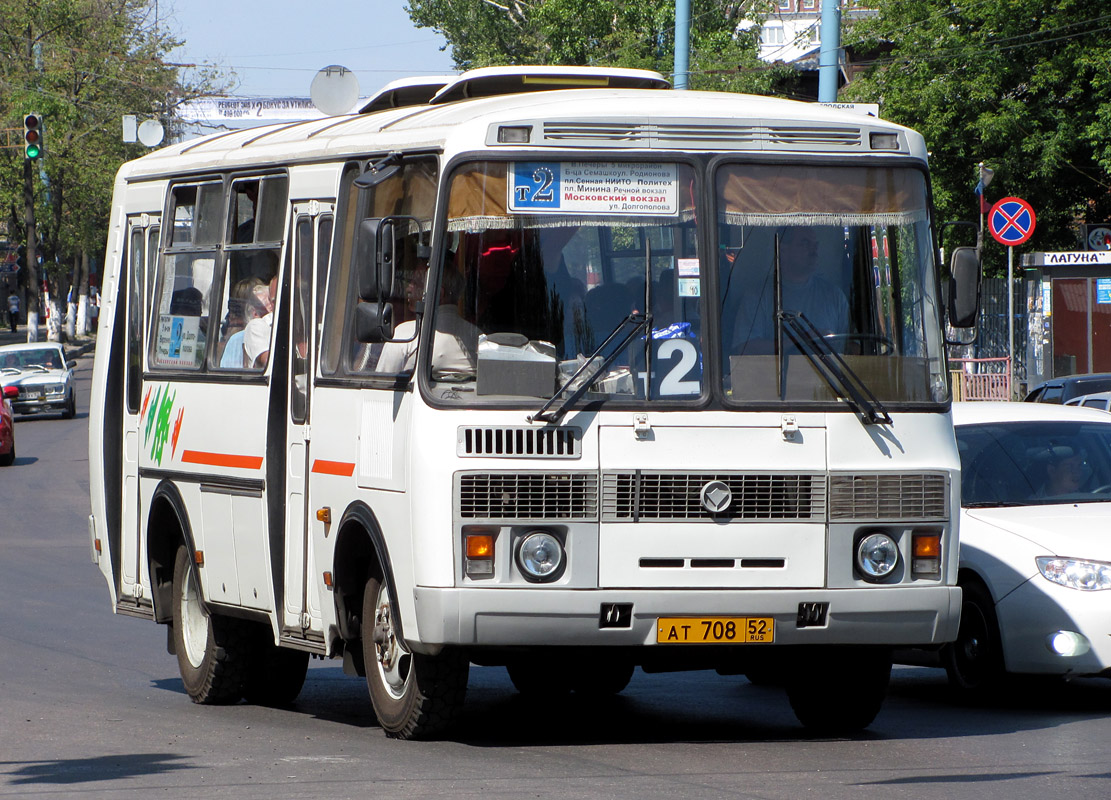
[
  {"left": 0, "top": 343, "right": 77, "bottom": 418},
  {"left": 946, "top": 401, "right": 1111, "bottom": 690}
]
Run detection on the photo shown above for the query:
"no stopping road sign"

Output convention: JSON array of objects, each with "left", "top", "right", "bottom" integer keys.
[{"left": 988, "top": 197, "right": 1036, "bottom": 246}]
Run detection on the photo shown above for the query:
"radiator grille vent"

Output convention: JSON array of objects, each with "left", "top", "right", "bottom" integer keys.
[
  {"left": 829, "top": 473, "right": 948, "bottom": 521},
  {"left": 459, "top": 472, "right": 598, "bottom": 519},
  {"left": 601, "top": 472, "right": 826, "bottom": 522},
  {"left": 541, "top": 121, "right": 862, "bottom": 150},
  {"left": 458, "top": 426, "right": 581, "bottom": 458}
]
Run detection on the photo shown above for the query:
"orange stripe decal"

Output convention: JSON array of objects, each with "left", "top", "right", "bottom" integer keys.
[
  {"left": 181, "top": 450, "right": 264, "bottom": 470},
  {"left": 312, "top": 459, "right": 356, "bottom": 476}
]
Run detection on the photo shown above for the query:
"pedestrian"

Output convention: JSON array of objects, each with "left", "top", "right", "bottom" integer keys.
[{"left": 7, "top": 291, "right": 19, "bottom": 333}]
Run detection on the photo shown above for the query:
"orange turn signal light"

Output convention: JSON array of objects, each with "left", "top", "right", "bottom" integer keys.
[
  {"left": 466, "top": 534, "right": 495, "bottom": 559},
  {"left": 913, "top": 533, "right": 941, "bottom": 558}
]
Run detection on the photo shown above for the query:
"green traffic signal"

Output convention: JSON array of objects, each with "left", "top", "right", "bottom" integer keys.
[{"left": 23, "top": 113, "right": 43, "bottom": 160}]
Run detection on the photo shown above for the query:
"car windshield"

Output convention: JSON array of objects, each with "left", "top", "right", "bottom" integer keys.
[
  {"left": 1, "top": 349, "right": 62, "bottom": 370},
  {"left": 957, "top": 420, "right": 1111, "bottom": 506}
]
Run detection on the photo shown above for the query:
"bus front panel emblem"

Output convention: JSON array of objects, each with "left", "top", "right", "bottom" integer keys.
[{"left": 700, "top": 480, "right": 732, "bottom": 514}]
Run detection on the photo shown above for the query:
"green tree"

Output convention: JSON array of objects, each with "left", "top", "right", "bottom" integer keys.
[
  {"left": 0, "top": 0, "right": 227, "bottom": 339},
  {"left": 404, "top": 0, "right": 799, "bottom": 96},
  {"left": 843, "top": 0, "right": 1111, "bottom": 270}
]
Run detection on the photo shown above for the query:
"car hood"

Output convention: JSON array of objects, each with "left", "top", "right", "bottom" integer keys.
[
  {"left": 1, "top": 370, "right": 67, "bottom": 388},
  {"left": 965, "top": 504, "right": 1111, "bottom": 560}
]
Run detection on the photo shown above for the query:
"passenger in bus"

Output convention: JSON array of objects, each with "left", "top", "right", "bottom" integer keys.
[
  {"left": 381, "top": 261, "right": 480, "bottom": 378},
  {"left": 243, "top": 276, "right": 278, "bottom": 369},
  {"left": 731, "top": 226, "right": 849, "bottom": 355},
  {"left": 218, "top": 276, "right": 266, "bottom": 368}
]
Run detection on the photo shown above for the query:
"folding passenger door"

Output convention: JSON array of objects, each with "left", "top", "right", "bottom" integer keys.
[
  {"left": 121, "top": 215, "right": 159, "bottom": 604},
  {"left": 282, "top": 202, "right": 333, "bottom": 644}
]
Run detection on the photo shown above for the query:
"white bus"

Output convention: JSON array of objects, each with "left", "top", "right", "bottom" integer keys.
[{"left": 90, "top": 66, "right": 977, "bottom": 739}]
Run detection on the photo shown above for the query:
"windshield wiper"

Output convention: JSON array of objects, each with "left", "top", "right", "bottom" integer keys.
[
  {"left": 528, "top": 312, "right": 652, "bottom": 424},
  {"left": 778, "top": 310, "right": 893, "bottom": 426}
]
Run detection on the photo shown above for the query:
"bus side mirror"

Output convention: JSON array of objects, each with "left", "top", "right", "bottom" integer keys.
[
  {"left": 355, "top": 218, "right": 395, "bottom": 302},
  {"left": 354, "top": 300, "right": 394, "bottom": 343},
  {"left": 947, "top": 246, "right": 981, "bottom": 329}
]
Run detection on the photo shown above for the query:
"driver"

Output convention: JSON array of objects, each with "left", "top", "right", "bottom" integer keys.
[{"left": 732, "top": 226, "right": 850, "bottom": 355}]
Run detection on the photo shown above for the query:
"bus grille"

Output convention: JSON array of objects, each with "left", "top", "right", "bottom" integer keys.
[
  {"left": 601, "top": 472, "right": 827, "bottom": 522},
  {"left": 458, "top": 472, "right": 598, "bottom": 520},
  {"left": 828, "top": 473, "right": 948, "bottom": 521},
  {"left": 457, "top": 426, "right": 581, "bottom": 458},
  {"left": 541, "top": 121, "right": 863, "bottom": 150}
]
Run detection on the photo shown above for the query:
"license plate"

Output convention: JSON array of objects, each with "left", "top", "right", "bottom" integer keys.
[
  {"left": 656, "top": 616, "right": 775, "bottom": 644},
  {"left": 21, "top": 389, "right": 42, "bottom": 399}
]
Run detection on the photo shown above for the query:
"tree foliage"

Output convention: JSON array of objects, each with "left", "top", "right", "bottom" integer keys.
[
  {"left": 843, "top": 0, "right": 1111, "bottom": 265},
  {"left": 0, "top": 0, "right": 227, "bottom": 333},
  {"left": 404, "top": 0, "right": 800, "bottom": 96}
]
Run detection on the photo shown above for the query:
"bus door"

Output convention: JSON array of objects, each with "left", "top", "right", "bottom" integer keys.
[
  {"left": 282, "top": 202, "right": 333, "bottom": 639},
  {"left": 121, "top": 215, "right": 159, "bottom": 601}
]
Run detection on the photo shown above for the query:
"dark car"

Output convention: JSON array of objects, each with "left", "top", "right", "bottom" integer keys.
[{"left": 1024, "top": 373, "right": 1111, "bottom": 404}]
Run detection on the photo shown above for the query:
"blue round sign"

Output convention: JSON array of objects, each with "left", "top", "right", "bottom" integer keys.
[{"left": 988, "top": 197, "right": 1036, "bottom": 246}]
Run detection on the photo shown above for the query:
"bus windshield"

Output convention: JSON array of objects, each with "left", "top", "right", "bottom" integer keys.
[{"left": 429, "top": 159, "right": 948, "bottom": 408}]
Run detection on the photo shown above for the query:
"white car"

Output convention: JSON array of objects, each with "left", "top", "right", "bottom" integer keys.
[
  {"left": 1064, "top": 391, "right": 1111, "bottom": 412},
  {"left": 0, "top": 342, "right": 77, "bottom": 418},
  {"left": 945, "top": 401, "right": 1111, "bottom": 689}
]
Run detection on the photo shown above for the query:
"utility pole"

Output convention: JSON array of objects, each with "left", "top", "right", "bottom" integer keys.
[
  {"left": 818, "top": 0, "right": 842, "bottom": 102},
  {"left": 673, "top": 0, "right": 690, "bottom": 90}
]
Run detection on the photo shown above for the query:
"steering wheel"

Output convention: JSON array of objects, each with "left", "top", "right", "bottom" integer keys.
[
  {"left": 822, "top": 333, "right": 896, "bottom": 356},
  {"left": 1091, "top": 484, "right": 1111, "bottom": 494}
]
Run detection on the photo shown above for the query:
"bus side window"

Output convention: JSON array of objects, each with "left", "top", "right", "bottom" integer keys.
[{"left": 150, "top": 182, "right": 221, "bottom": 371}]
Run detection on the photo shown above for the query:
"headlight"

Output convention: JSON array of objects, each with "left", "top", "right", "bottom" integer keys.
[
  {"left": 856, "top": 532, "right": 899, "bottom": 581},
  {"left": 45, "top": 384, "right": 64, "bottom": 395},
  {"left": 515, "top": 530, "right": 565, "bottom": 582},
  {"left": 1036, "top": 557, "right": 1111, "bottom": 591}
]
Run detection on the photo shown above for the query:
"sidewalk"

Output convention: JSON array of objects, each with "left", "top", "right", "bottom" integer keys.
[{"left": 0, "top": 326, "right": 98, "bottom": 359}]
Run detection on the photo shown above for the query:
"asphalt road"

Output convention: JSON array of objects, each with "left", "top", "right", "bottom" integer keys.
[{"left": 2, "top": 349, "right": 1111, "bottom": 800}]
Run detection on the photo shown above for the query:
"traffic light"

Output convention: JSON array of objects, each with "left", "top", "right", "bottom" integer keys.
[{"left": 23, "top": 113, "right": 43, "bottom": 159}]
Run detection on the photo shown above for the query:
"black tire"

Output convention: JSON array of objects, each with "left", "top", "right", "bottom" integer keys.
[
  {"left": 785, "top": 647, "right": 892, "bottom": 735},
  {"left": 571, "top": 660, "right": 635, "bottom": 696},
  {"left": 0, "top": 443, "right": 13, "bottom": 467},
  {"left": 241, "top": 628, "right": 310, "bottom": 707},
  {"left": 62, "top": 392, "right": 76, "bottom": 419},
  {"left": 942, "top": 578, "right": 1005, "bottom": 693},
  {"left": 171, "top": 545, "right": 249, "bottom": 704},
  {"left": 506, "top": 657, "right": 574, "bottom": 696},
  {"left": 362, "top": 571, "right": 468, "bottom": 739}
]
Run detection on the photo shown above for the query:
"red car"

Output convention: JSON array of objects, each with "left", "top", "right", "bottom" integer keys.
[{"left": 0, "top": 384, "right": 16, "bottom": 466}]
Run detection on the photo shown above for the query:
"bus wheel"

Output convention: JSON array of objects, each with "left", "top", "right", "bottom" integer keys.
[
  {"left": 242, "top": 631, "right": 310, "bottom": 707},
  {"left": 171, "top": 545, "right": 248, "bottom": 704},
  {"left": 361, "top": 572, "right": 468, "bottom": 739},
  {"left": 785, "top": 647, "right": 891, "bottom": 735}
]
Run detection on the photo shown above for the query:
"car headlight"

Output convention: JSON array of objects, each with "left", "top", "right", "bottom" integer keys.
[
  {"left": 515, "top": 530, "right": 565, "bottom": 582},
  {"left": 45, "top": 384, "right": 64, "bottom": 395},
  {"left": 1036, "top": 556, "right": 1111, "bottom": 591},
  {"left": 856, "top": 532, "right": 899, "bottom": 581}
]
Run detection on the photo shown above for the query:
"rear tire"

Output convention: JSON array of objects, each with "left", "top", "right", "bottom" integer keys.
[
  {"left": 785, "top": 647, "right": 891, "bottom": 735},
  {"left": 362, "top": 571, "right": 468, "bottom": 739},
  {"left": 171, "top": 545, "right": 249, "bottom": 704},
  {"left": 0, "top": 443, "right": 13, "bottom": 467}
]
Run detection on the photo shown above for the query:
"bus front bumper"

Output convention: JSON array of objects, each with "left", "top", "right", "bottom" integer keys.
[{"left": 412, "top": 585, "right": 961, "bottom": 649}]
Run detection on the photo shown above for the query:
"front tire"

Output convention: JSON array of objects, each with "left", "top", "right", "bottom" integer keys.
[
  {"left": 362, "top": 571, "right": 468, "bottom": 739},
  {"left": 171, "top": 545, "right": 249, "bottom": 704},
  {"left": 942, "top": 579, "right": 1005, "bottom": 693},
  {"left": 785, "top": 647, "right": 891, "bottom": 735},
  {"left": 0, "top": 442, "right": 13, "bottom": 467},
  {"left": 62, "top": 391, "right": 76, "bottom": 419}
]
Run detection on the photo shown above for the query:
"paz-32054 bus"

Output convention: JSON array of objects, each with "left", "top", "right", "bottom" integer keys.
[{"left": 90, "top": 66, "right": 977, "bottom": 739}]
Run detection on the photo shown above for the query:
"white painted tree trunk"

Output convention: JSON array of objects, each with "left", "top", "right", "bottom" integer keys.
[
  {"left": 26, "top": 311, "right": 39, "bottom": 342},
  {"left": 76, "top": 294, "right": 89, "bottom": 335}
]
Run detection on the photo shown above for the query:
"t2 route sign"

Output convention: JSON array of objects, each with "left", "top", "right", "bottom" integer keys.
[{"left": 988, "top": 196, "right": 1036, "bottom": 246}]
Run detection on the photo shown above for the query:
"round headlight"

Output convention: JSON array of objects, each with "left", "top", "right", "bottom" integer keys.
[
  {"left": 515, "top": 531, "right": 565, "bottom": 582},
  {"left": 856, "top": 532, "right": 899, "bottom": 580}
]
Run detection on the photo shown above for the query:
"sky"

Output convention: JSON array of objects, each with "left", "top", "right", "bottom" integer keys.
[{"left": 161, "top": 0, "right": 458, "bottom": 101}]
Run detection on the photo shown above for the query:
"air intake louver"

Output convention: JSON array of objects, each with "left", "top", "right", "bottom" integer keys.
[
  {"left": 459, "top": 472, "right": 598, "bottom": 520},
  {"left": 458, "top": 426, "right": 581, "bottom": 458},
  {"left": 828, "top": 473, "right": 948, "bottom": 521},
  {"left": 602, "top": 472, "right": 826, "bottom": 522},
  {"left": 541, "top": 121, "right": 862, "bottom": 150}
]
